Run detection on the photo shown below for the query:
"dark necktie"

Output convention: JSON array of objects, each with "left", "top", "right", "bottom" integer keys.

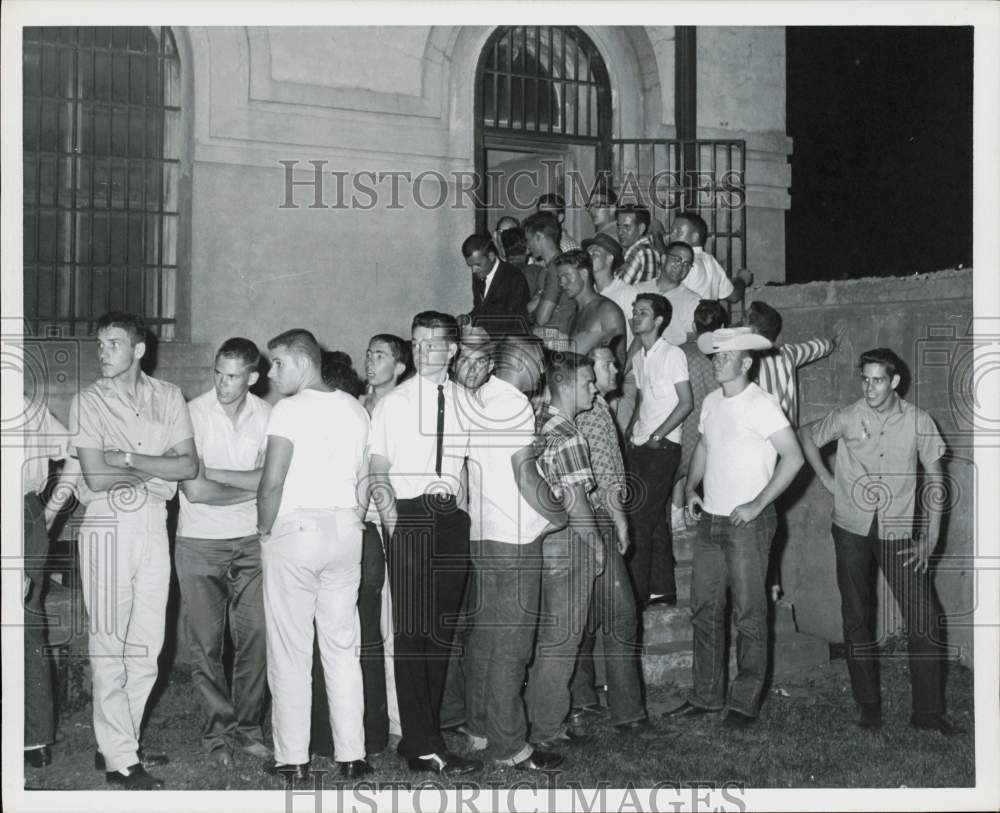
[{"left": 435, "top": 384, "right": 445, "bottom": 477}]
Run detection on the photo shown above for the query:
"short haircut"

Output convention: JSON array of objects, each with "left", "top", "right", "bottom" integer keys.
[
  {"left": 663, "top": 240, "right": 695, "bottom": 261},
  {"left": 96, "top": 311, "right": 146, "bottom": 346},
  {"left": 492, "top": 333, "right": 544, "bottom": 375},
  {"left": 216, "top": 337, "right": 261, "bottom": 370},
  {"left": 545, "top": 349, "right": 594, "bottom": 394},
  {"left": 412, "top": 311, "right": 459, "bottom": 340},
  {"left": 500, "top": 226, "right": 527, "bottom": 258},
  {"left": 673, "top": 211, "right": 708, "bottom": 245},
  {"left": 634, "top": 292, "right": 672, "bottom": 337},
  {"left": 461, "top": 233, "right": 497, "bottom": 259},
  {"left": 748, "top": 301, "right": 783, "bottom": 342},
  {"left": 616, "top": 204, "right": 651, "bottom": 229},
  {"left": 267, "top": 328, "right": 321, "bottom": 367},
  {"left": 553, "top": 248, "right": 593, "bottom": 277},
  {"left": 536, "top": 193, "right": 566, "bottom": 215},
  {"left": 369, "top": 333, "right": 414, "bottom": 382},
  {"left": 522, "top": 210, "right": 562, "bottom": 244},
  {"left": 496, "top": 215, "right": 519, "bottom": 229},
  {"left": 859, "top": 347, "right": 905, "bottom": 380},
  {"left": 321, "top": 351, "right": 365, "bottom": 397},
  {"left": 693, "top": 300, "right": 729, "bottom": 335}
]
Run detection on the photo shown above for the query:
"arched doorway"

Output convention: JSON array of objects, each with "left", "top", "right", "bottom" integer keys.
[{"left": 473, "top": 26, "right": 612, "bottom": 239}]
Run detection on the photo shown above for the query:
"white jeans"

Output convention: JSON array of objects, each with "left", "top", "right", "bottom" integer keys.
[
  {"left": 262, "top": 509, "right": 365, "bottom": 764},
  {"left": 78, "top": 499, "right": 170, "bottom": 772}
]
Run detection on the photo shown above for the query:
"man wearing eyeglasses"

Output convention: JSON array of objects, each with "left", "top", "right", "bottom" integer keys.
[{"left": 635, "top": 241, "right": 702, "bottom": 346}]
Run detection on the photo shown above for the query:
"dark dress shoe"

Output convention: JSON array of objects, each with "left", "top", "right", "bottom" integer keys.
[
  {"left": 721, "top": 710, "right": 756, "bottom": 729},
  {"left": 663, "top": 700, "right": 714, "bottom": 718},
  {"left": 858, "top": 703, "right": 882, "bottom": 730},
  {"left": 96, "top": 747, "right": 170, "bottom": 771},
  {"left": 338, "top": 759, "right": 373, "bottom": 779},
  {"left": 264, "top": 760, "right": 311, "bottom": 781},
  {"left": 513, "top": 749, "right": 564, "bottom": 771},
  {"left": 613, "top": 717, "right": 652, "bottom": 734},
  {"left": 910, "top": 712, "right": 965, "bottom": 737},
  {"left": 24, "top": 746, "right": 52, "bottom": 768},
  {"left": 105, "top": 763, "right": 165, "bottom": 790},
  {"left": 408, "top": 752, "right": 482, "bottom": 775}
]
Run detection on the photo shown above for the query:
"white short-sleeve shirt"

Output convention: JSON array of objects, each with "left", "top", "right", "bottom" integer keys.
[
  {"left": 698, "top": 382, "right": 789, "bottom": 515},
  {"left": 178, "top": 389, "right": 270, "bottom": 539},
  {"left": 266, "top": 388, "right": 369, "bottom": 518},
  {"left": 461, "top": 376, "right": 549, "bottom": 545},
  {"left": 632, "top": 338, "right": 689, "bottom": 445},
  {"left": 368, "top": 374, "right": 471, "bottom": 500},
  {"left": 684, "top": 247, "right": 734, "bottom": 301}
]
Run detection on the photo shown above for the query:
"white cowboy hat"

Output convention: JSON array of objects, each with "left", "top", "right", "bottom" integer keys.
[{"left": 697, "top": 326, "right": 773, "bottom": 355}]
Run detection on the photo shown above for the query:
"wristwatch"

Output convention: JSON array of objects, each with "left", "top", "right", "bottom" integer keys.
[
  {"left": 650, "top": 435, "right": 662, "bottom": 445},
  {"left": 124, "top": 451, "right": 134, "bottom": 469}
]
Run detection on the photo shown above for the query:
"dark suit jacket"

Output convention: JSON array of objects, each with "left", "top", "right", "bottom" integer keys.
[{"left": 470, "top": 260, "right": 531, "bottom": 336}]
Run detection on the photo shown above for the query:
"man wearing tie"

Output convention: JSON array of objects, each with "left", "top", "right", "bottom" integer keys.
[
  {"left": 462, "top": 234, "right": 531, "bottom": 338},
  {"left": 368, "top": 311, "right": 480, "bottom": 775}
]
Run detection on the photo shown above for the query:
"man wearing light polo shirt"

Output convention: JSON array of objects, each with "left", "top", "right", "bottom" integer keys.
[
  {"left": 368, "top": 311, "right": 481, "bottom": 776},
  {"left": 176, "top": 338, "right": 271, "bottom": 767},
  {"left": 459, "top": 334, "right": 566, "bottom": 771},
  {"left": 635, "top": 241, "right": 702, "bottom": 347},
  {"left": 71, "top": 311, "right": 198, "bottom": 790},
  {"left": 625, "top": 293, "right": 693, "bottom": 607}
]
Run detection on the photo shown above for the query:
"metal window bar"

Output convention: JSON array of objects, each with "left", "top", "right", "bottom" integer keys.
[
  {"left": 23, "top": 27, "right": 181, "bottom": 338},
  {"left": 611, "top": 138, "right": 747, "bottom": 278}
]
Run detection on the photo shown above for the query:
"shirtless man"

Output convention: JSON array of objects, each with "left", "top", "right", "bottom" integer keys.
[{"left": 556, "top": 249, "right": 627, "bottom": 366}]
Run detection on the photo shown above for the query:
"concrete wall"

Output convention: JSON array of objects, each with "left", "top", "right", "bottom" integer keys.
[{"left": 755, "top": 269, "right": 976, "bottom": 667}]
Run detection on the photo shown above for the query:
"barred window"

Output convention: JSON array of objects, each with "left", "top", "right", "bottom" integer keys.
[{"left": 23, "top": 27, "right": 181, "bottom": 339}]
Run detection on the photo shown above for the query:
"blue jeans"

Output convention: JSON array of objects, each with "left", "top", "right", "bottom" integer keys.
[
  {"left": 570, "top": 511, "right": 645, "bottom": 725},
  {"left": 525, "top": 526, "right": 600, "bottom": 743},
  {"left": 689, "top": 507, "right": 776, "bottom": 717},
  {"left": 464, "top": 537, "right": 543, "bottom": 761}
]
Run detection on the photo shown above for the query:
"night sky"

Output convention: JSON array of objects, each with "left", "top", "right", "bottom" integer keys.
[{"left": 784, "top": 27, "right": 973, "bottom": 283}]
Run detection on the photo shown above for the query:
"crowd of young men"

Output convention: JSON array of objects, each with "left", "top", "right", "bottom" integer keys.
[{"left": 22, "top": 194, "right": 962, "bottom": 790}]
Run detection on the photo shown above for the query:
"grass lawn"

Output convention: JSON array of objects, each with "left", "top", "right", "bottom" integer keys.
[{"left": 24, "top": 652, "right": 974, "bottom": 792}]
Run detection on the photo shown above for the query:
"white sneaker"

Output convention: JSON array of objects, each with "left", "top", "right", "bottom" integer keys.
[{"left": 671, "top": 505, "right": 687, "bottom": 532}]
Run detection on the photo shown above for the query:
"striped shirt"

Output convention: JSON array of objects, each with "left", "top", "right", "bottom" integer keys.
[
  {"left": 755, "top": 338, "right": 835, "bottom": 426},
  {"left": 536, "top": 402, "right": 597, "bottom": 509},
  {"left": 615, "top": 235, "right": 659, "bottom": 285}
]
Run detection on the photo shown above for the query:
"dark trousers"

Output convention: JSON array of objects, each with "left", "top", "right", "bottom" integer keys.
[
  {"left": 311, "top": 521, "right": 391, "bottom": 755},
  {"left": 832, "top": 518, "right": 946, "bottom": 714},
  {"left": 570, "top": 512, "right": 645, "bottom": 725},
  {"left": 464, "top": 537, "right": 543, "bottom": 761},
  {"left": 24, "top": 493, "right": 55, "bottom": 749},
  {"left": 626, "top": 440, "right": 681, "bottom": 601},
  {"left": 174, "top": 533, "right": 268, "bottom": 752},
  {"left": 386, "top": 495, "right": 471, "bottom": 759},
  {"left": 690, "top": 508, "right": 776, "bottom": 717}
]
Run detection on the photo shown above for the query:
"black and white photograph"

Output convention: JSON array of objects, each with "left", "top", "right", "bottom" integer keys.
[{"left": 2, "top": 2, "right": 998, "bottom": 812}]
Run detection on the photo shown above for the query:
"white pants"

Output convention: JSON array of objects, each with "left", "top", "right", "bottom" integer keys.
[
  {"left": 262, "top": 509, "right": 365, "bottom": 764},
  {"left": 78, "top": 499, "right": 170, "bottom": 772}
]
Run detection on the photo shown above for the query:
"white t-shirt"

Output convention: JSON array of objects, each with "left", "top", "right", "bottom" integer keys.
[
  {"left": 266, "top": 388, "right": 369, "bottom": 518},
  {"left": 368, "top": 374, "right": 471, "bottom": 500},
  {"left": 698, "top": 382, "right": 789, "bottom": 515},
  {"left": 634, "top": 281, "right": 701, "bottom": 346},
  {"left": 685, "top": 247, "right": 734, "bottom": 301},
  {"left": 631, "top": 338, "right": 689, "bottom": 445},
  {"left": 461, "top": 376, "right": 549, "bottom": 545},
  {"left": 179, "top": 390, "right": 270, "bottom": 539}
]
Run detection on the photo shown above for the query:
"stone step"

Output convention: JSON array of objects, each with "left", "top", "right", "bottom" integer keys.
[{"left": 642, "top": 602, "right": 692, "bottom": 646}]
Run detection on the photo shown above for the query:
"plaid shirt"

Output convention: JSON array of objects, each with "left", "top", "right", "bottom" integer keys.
[
  {"left": 614, "top": 235, "right": 659, "bottom": 285},
  {"left": 537, "top": 402, "right": 597, "bottom": 509},
  {"left": 575, "top": 397, "right": 626, "bottom": 512}
]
